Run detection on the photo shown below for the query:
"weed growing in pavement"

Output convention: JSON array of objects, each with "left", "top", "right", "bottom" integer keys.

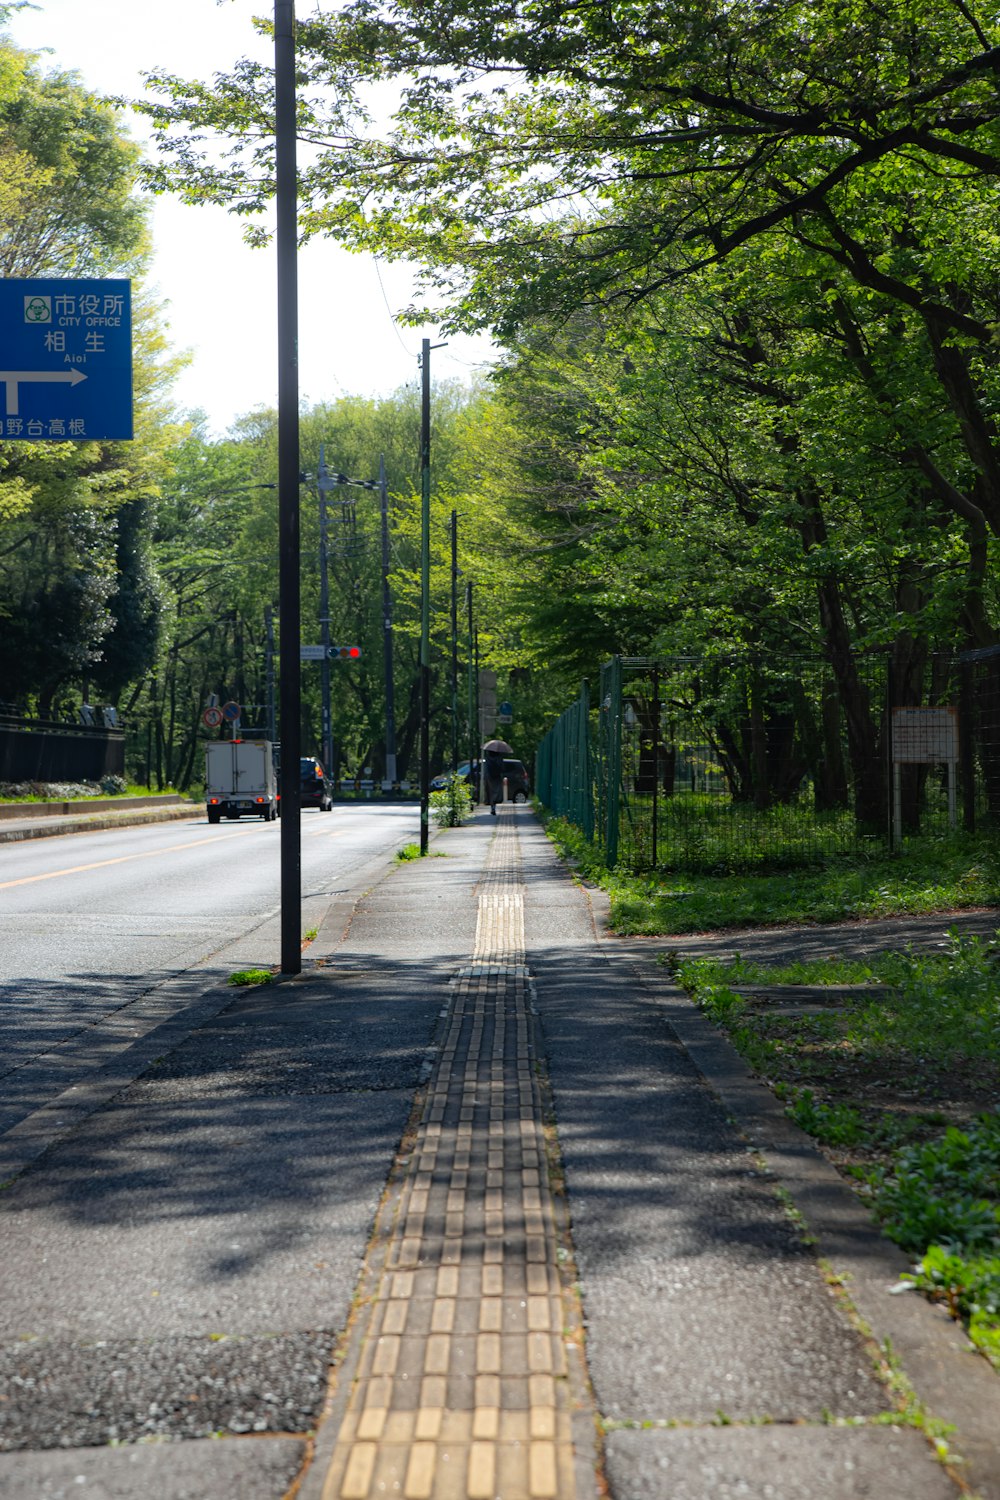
[
  {"left": 905, "top": 1244, "right": 1000, "bottom": 1361},
  {"left": 227, "top": 968, "right": 273, "bottom": 987},
  {"left": 430, "top": 777, "right": 474, "bottom": 828},
  {"left": 394, "top": 843, "right": 447, "bottom": 861}
]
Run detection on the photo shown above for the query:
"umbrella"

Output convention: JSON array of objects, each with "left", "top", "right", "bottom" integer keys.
[{"left": 482, "top": 738, "right": 513, "bottom": 755}]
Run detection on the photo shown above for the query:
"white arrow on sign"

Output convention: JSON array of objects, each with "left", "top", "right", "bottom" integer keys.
[{"left": 0, "top": 368, "right": 88, "bottom": 416}]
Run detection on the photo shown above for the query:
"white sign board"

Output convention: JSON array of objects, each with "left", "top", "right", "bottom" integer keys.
[{"left": 891, "top": 707, "right": 959, "bottom": 763}]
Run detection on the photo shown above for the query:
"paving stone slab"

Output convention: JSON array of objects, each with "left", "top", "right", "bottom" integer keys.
[
  {"left": 0, "top": 1435, "right": 305, "bottom": 1499},
  {"left": 0, "top": 1090, "right": 407, "bottom": 1344},
  {"left": 604, "top": 1423, "right": 959, "bottom": 1500},
  {"left": 0, "top": 1333, "right": 329, "bottom": 1451},
  {"left": 532, "top": 953, "right": 886, "bottom": 1425}
]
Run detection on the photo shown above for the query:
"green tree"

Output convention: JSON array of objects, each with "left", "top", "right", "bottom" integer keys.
[
  {"left": 137, "top": 0, "right": 1000, "bottom": 663},
  {"left": 0, "top": 37, "right": 181, "bottom": 722},
  {"left": 0, "top": 44, "right": 145, "bottom": 277}
]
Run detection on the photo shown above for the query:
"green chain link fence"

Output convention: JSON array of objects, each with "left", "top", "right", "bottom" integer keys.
[{"left": 536, "top": 653, "right": 986, "bottom": 873}]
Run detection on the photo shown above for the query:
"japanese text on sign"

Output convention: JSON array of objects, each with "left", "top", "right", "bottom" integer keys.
[
  {"left": 891, "top": 707, "right": 959, "bottom": 763},
  {"left": 0, "top": 278, "right": 133, "bottom": 441}
]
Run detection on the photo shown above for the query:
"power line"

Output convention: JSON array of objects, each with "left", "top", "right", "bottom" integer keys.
[{"left": 372, "top": 255, "right": 418, "bottom": 359}]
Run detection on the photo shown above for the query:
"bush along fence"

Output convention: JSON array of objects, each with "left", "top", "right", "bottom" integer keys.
[{"left": 536, "top": 654, "right": 996, "bottom": 874}]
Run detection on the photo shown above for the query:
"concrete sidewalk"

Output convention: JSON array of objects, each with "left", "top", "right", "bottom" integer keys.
[{"left": 0, "top": 807, "right": 996, "bottom": 1499}]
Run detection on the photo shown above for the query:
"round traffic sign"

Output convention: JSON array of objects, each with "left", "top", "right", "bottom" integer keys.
[
  {"left": 202, "top": 706, "right": 224, "bottom": 728},
  {"left": 221, "top": 700, "right": 242, "bottom": 722}
]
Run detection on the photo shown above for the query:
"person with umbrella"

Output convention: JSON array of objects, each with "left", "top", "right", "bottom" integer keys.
[{"left": 482, "top": 738, "right": 513, "bottom": 815}]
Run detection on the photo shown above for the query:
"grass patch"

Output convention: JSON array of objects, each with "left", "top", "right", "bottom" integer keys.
[
  {"left": 0, "top": 780, "right": 182, "bottom": 803},
  {"left": 674, "top": 935, "right": 1000, "bottom": 1366},
  {"left": 542, "top": 814, "right": 999, "bottom": 935},
  {"left": 676, "top": 934, "right": 1000, "bottom": 1076},
  {"left": 227, "top": 968, "right": 273, "bottom": 987}
]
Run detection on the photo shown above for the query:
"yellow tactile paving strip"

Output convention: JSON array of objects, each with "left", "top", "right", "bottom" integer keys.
[{"left": 320, "top": 812, "right": 577, "bottom": 1500}]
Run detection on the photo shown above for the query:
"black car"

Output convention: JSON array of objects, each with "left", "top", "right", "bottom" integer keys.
[
  {"left": 300, "top": 756, "right": 333, "bottom": 810},
  {"left": 430, "top": 758, "right": 530, "bottom": 803}
]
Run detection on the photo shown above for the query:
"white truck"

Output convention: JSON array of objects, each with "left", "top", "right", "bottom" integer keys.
[{"left": 205, "top": 740, "right": 278, "bottom": 824}]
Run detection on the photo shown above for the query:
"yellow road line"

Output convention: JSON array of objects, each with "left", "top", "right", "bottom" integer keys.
[{"left": 0, "top": 827, "right": 259, "bottom": 890}]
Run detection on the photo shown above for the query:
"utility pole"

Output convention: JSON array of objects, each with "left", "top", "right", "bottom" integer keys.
[
  {"left": 316, "top": 445, "right": 333, "bottom": 776},
  {"left": 275, "top": 0, "right": 301, "bottom": 975},
  {"left": 379, "top": 453, "right": 398, "bottom": 787},
  {"left": 450, "top": 509, "right": 459, "bottom": 774},
  {"left": 419, "top": 337, "right": 446, "bottom": 851}
]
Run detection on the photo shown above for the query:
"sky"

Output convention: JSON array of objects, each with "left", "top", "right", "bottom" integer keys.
[{"left": 6, "top": 0, "right": 496, "bottom": 436}]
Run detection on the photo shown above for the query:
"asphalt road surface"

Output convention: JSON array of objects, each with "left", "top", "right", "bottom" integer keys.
[{"left": 0, "top": 804, "right": 419, "bottom": 1138}]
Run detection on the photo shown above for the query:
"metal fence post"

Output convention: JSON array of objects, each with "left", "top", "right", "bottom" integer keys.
[
  {"left": 579, "top": 679, "right": 594, "bottom": 840},
  {"left": 605, "top": 656, "right": 622, "bottom": 867},
  {"left": 652, "top": 667, "right": 659, "bottom": 868},
  {"left": 960, "top": 660, "right": 976, "bottom": 832}
]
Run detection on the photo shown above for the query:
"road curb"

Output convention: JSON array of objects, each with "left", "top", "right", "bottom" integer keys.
[{"left": 0, "top": 804, "right": 201, "bottom": 842}]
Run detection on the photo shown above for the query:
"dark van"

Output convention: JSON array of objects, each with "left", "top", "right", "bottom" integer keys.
[{"left": 430, "top": 758, "right": 530, "bottom": 803}]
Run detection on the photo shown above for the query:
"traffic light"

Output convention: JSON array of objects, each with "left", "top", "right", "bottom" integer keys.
[{"left": 328, "top": 645, "right": 362, "bottom": 660}]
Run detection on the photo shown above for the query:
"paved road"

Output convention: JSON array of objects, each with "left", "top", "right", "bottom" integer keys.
[{"left": 0, "top": 805, "right": 419, "bottom": 1140}]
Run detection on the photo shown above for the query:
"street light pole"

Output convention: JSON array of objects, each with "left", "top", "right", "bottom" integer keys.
[{"left": 275, "top": 0, "right": 301, "bottom": 975}]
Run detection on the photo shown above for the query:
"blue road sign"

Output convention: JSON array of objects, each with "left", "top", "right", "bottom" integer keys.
[{"left": 0, "top": 278, "right": 133, "bottom": 441}]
